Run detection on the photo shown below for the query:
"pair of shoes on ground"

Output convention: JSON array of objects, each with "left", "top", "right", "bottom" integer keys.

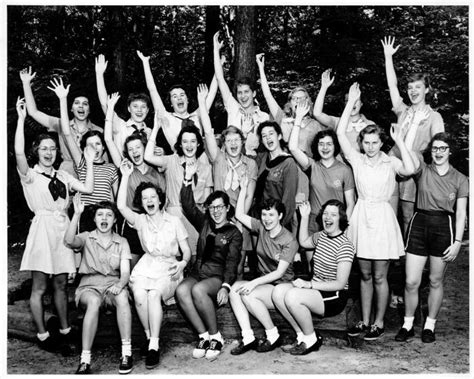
[
  {"left": 396, "top": 327, "right": 435, "bottom": 343},
  {"left": 38, "top": 316, "right": 75, "bottom": 356},
  {"left": 230, "top": 338, "right": 259, "bottom": 355},
  {"left": 75, "top": 355, "right": 133, "bottom": 375},
  {"left": 192, "top": 338, "right": 224, "bottom": 361},
  {"left": 287, "top": 331, "right": 323, "bottom": 356},
  {"left": 347, "top": 321, "right": 384, "bottom": 340}
]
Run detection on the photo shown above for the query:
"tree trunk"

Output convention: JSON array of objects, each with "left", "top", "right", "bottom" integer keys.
[
  {"left": 109, "top": 6, "right": 126, "bottom": 88},
  {"left": 233, "top": 6, "right": 256, "bottom": 84},
  {"left": 204, "top": 6, "right": 221, "bottom": 83}
]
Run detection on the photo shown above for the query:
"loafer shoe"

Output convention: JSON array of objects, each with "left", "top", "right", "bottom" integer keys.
[
  {"left": 256, "top": 336, "right": 282, "bottom": 353},
  {"left": 145, "top": 349, "right": 160, "bottom": 369},
  {"left": 75, "top": 362, "right": 91, "bottom": 374},
  {"left": 118, "top": 355, "right": 133, "bottom": 374},
  {"left": 230, "top": 339, "right": 258, "bottom": 355},
  {"left": 421, "top": 329, "right": 436, "bottom": 343},
  {"left": 290, "top": 332, "right": 323, "bottom": 355},
  {"left": 395, "top": 327, "right": 414, "bottom": 342}
]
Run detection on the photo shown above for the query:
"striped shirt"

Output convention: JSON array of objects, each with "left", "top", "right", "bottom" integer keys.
[
  {"left": 311, "top": 231, "right": 355, "bottom": 290},
  {"left": 76, "top": 157, "right": 119, "bottom": 205}
]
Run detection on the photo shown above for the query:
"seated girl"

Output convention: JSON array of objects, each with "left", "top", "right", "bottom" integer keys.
[
  {"left": 64, "top": 197, "right": 133, "bottom": 375},
  {"left": 229, "top": 176, "right": 298, "bottom": 355},
  {"left": 176, "top": 163, "right": 242, "bottom": 361},
  {"left": 272, "top": 200, "right": 355, "bottom": 355}
]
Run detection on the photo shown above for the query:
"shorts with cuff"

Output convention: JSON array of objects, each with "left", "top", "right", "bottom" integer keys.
[{"left": 321, "top": 289, "right": 348, "bottom": 317}]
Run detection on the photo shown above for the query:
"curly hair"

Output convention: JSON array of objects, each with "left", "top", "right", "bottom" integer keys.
[
  {"left": 316, "top": 199, "right": 349, "bottom": 232},
  {"left": 204, "top": 190, "right": 235, "bottom": 220},
  {"left": 133, "top": 182, "right": 166, "bottom": 212},
  {"left": 28, "top": 132, "right": 62, "bottom": 168},
  {"left": 174, "top": 125, "right": 205, "bottom": 158},
  {"left": 310, "top": 129, "right": 341, "bottom": 161}
]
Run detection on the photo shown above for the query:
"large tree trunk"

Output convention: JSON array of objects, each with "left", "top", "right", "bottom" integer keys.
[
  {"left": 233, "top": 6, "right": 256, "bottom": 83},
  {"left": 204, "top": 6, "right": 220, "bottom": 83},
  {"left": 109, "top": 7, "right": 126, "bottom": 88}
]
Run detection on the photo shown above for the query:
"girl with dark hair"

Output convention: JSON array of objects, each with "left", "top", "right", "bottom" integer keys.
[
  {"left": 144, "top": 110, "right": 213, "bottom": 256},
  {"left": 176, "top": 163, "right": 242, "bottom": 361},
  {"left": 313, "top": 69, "right": 374, "bottom": 152},
  {"left": 289, "top": 101, "right": 355, "bottom": 234},
  {"left": 213, "top": 33, "right": 269, "bottom": 157},
  {"left": 395, "top": 133, "right": 468, "bottom": 343},
  {"left": 381, "top": 36, "right": 444, "bottom": 235},
  {"left": 338, "top": 83, "right": 418, "bottom": 341},
  {"left": 273, "top": 200, "right": 355, "bottom": 355},
  {"left": 229, "top": 176, "right": 298, "bottom": 355},
  {"left": 14, "top": 97, "right": 94, "bottom": 353},
  {"left": 117, "top": 161, "right": 191, "bottom": 370}
]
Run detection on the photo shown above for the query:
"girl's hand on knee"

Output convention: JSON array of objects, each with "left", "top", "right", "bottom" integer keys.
[
  {"left": 237, "top": 281, "right": 256, "bottom": 295},
  {"left": 107, "top": 284, "right": 123, "bottom": 295},
  {"left": 292, "top": 278, "right": 311, "bottom": 289},
  {"left": 217, "top": 288, "right": 229, "bottom": 306}
]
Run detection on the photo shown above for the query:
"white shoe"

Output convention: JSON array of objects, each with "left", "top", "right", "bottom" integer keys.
[
  {"left": 192, "top": 338, "right": 210, "bottom": 359},
  {"left": 205, "top": 339, "right": 223, "bottom": 361}
]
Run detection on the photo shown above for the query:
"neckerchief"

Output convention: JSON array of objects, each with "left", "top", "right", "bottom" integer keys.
[
  {"left": 40, "top": 172, "right": 67, "bottom": 201},
  {"left": 224, "top": 157, "right": 243, "bottom": 191}
]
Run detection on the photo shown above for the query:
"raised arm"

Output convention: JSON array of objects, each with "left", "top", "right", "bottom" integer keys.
[
  {"left": 280, "top": 160, "right": 299, "bottom": 227},
  {"left": 70, "top": 145, "right": 95, "bottom": 194},
  {"left": 136, "top": 50, "right": 167, "bottom": 116},
  {"left": 313, "top": 69, "right": 339, "bottom": 129},
  {"left": 197, "top": 83, "right": 219, "bottom": 161},
  {"left": 235, "top": 175, "right": 254, "bottom": 230},
  {"left": 95, "top": 54, "right": 109, "bottom": 115},
  {"left": 298, "top": 202, "right": 314, "bottom": 249},
  {"left": 390, "top": 123, "right": 418, "bottom": 176},
  {"left": 336, "top": 83, "right": 360, "bottom": 157},
  {"left": 116, "top": 159, "right": 138, "bottom": 225},
  {"left": 213, "top": 32, "right": 233, "bottom": 104},
  {"left": 288, "top": 100, "right": 311, "bottom": 168},
  {"left": 64, "top": 194, "right": 86, "bottom": 249},
  {"left": 103, "top": 92, "right": 123, "bottom": 166},
  {"left": 19, "top": 67, "right": 56, "bottom": 129},
  {"left": 144, "top": 116, "right": 167, "bottom": 167},
  {"left": 205, "top": 74, "right": 218, "bottom": 111},
  {"left": 180, "top": 162, "right": 205, "bottom": 232},
  {"left": 381, "top": 36, "right": 402, "bottom": 108},
  {"left": 256, "top": 53, "right": 282, "bottom": 119},
  {"left": 48, "top": 78, "right": 82, "bottom": 166},
  {"left": 14, "top": 97, "right": 29, "bottom": 176}
]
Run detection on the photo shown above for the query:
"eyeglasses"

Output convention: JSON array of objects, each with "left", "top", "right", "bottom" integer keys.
[
  {"left": 38, "top": 147, "right": 58, "bottom": 152},
  {"left": 225, "top": 138, "right": 242, "bottom": 145},
  {"left": 208, "top": 204, "right": 226, "bottom": 212},
  {"left": 431, "top": 146, "right": 449, "bottom": 153}
]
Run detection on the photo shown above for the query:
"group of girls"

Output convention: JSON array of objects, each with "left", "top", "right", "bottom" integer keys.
[{"left": 14, "top": 33, "right": 467, "bottom": 374}]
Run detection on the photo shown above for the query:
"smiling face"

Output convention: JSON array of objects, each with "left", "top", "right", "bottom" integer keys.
[
  {"left": 94, "top": 208, "right": 116, "bottom": 233},
  {"left": 141, "top": 187, "right": 160, "bottom": 216},
  {"left": 322, "top": 205, "right": 342, "bottom": 236},
  {"left": 362, "top": 133, "right": 383, "bottom": 158},
  {"left": 431, "top": 140, "right": 450, "bottom": 166},
  {"left": 86, "top": 135, "right": 105, "bottom": 162},
  {"left": 170, "top": 88, "right": 189, "bottom": 115},
  {"left": 37, "top": 138, "right": 58, "bottom": 168},
  {"left": 224, "top": 132, "right": 243, "bottom": 158},
  {"left": 317, "top": 135, "right": 336, "bottom": 160},
  {"left": 260, "top": 126, "right": 281, "bottom": 153},
  {"left": 407, "top": 80, "right": 429, "bottom": 106},
  {"left": 180, "top": 132, "right": 199, "bottom": 158},
  {"left": 261, "top": 207, "right": 283, "bottom": 232},
  {"left": 128, "top": 99, "right": 149, "bottom": 123},
  {"left": 236, "top": 84, "right": 256, "bottom": 109},
  {"left": 71, "top": 96, "right": 90, "bottom": 121},
  {"left": 126, "top": 139, "right": 145, "bottom": 166},
  {"left": 208, "top": 197, "right": 229, "bottom": 227}
]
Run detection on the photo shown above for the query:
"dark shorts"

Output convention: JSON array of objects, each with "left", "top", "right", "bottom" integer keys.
[
  {"left": 321, "top": 290, "right": 348, "bottom": 318},
  {"left": 405, "top": 210, "right": 454, "bottom": 257}
]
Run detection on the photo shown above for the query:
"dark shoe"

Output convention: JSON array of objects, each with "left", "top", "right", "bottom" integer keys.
[
  {"left": 364, "top": 325, "right": 385, "bottom": 341},
  {"left": 290, "top": 332, "right": 323, "bottom": 355},
  {"left": 38, "top": 336, "right": 57, "bottom": 353},
  {"left": 75, "top": 362, "right": 91, "bottom": 374},
  {"left": 347, "top": 321, "right": 369, "bottom": 337},
  {"left": 118, "top": 355, "right": 133, "bottom": 374},
  {"left": 140, "top": 340, "right": 149, "bottom": 358},
  {"left": 205, "top": 339, "right": 223, "bottom": 361},
  {"left": 193, "top": 338, "right": 210, "bottom": 359},
  {"left": 395, "top": 327, "right": 414, "bottom": 342},
  {"left": 421, "top": 329, "right": 436, "bottom": 343},
  {"left": 281, "top": 340, "right": 298, "bottom": 353},
  {"left": 145, "top": 349, "right": 160, "bottom": 369},
  {"left": 58, "top": 331, "right": 76, "bottom": 357},
  {"left": 230, "top": 339, "right": 258, "bottom": 355},
  {"left": 256, "top": 336, "right": 282, "bottom": 353}
]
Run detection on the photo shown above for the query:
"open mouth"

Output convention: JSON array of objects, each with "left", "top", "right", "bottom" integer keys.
[
  {"left": 146, "top": 204, "right": 155, "bottom": 212},
  {"left": 100, "top": 222, "right": 108, "bottom": 229},
  {"left": 132, "top": 154, "right": 142, "bottom": 162}
]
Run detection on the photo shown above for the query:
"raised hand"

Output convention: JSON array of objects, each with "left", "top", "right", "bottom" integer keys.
[
  {"left": 73, "top": 193, "right": 85, "bottom": 215},
  {"left": 16, "top": 97, "right": 27, "bottom": 120},
  {"left": 412, "top": 107, "right": 430, "bottom": 126},
  {"left": 184, "top": 160, "right": 198, "bottom": 181},
  {"left": 47, "top": 77, "right": 70, "bottom": 99},
  {"left": 197, "top": 83, "right": 209, "bottom": 102},
  {"left": 321, "top": 69, "right": 335, "bottom": 89},
  {"left": 239, "top": 173, "right": 249, "bottom": 189},
  {"left": 213, "top": 31, "right": 224, "bottom": 51},
  {"left": 136, "top": 50, "right": 149, "bottom": 62},
  {"left": 95, "top": 54, "right": 108, "bottom": 74},
  {"left": 390, "top": 123, "right": 407, "bottom": 143},
  {"left": 120, "top": 158, "right": 134, "bottom": 176},
  {"left": 107, "top": 92, "right": 121, "bottom": 108},
  {"left": 83, "top": 145, "right": 96, "bottom": 163},
  {"left": 347, "top": 82, "right": 361, "bottom": 103},
  {"left": 298, "top": 201, "right": 311, "bottom": 218},
  {"left": 381, "top": 36, "right": 400, "bottom": 57},
  {"left": 256, "top": 53, "right": 265, "bottom": 68},
  {"left": 19, "top": 66, "right": 36, "bottom": 83},
  {"left": 295, "top": 100, "right": 311, "bottom": 121}
]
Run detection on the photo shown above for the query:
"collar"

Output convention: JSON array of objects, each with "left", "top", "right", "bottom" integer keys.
[
  {"left": 145, "top": 211, "right": 173, "bottom": 230},
  {"left": 33, "top": 164, "right": 56, "bottom": 175},
  {"left": 88, "top": 230, "right": 122, "bottom": 246},
  {"left": 69, "top": 119, "right": 92, "bottom": 134},
  {"left": 125, "top": 119, "right": 146, "bottom": 129},
  {"left": 362, "top": 152, "right": 391, "bottom": 166},
  {"left": 238, "top": 104, "right": 262, "bottom": 116}
]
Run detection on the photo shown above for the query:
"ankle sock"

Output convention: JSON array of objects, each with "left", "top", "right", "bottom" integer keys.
[
  {"left": 402, "top": 316, "right": 414, "bottom": 331},
  {"left": 265, "top": 327, "right": 279, "bottom": 345},
  {"left": 424, "top": 317, "right": 437, "bottom": 331},
  {"left": 149, "top": 337, "right": 159, "bottom": 351},
  {"left": 37, "top": 331, "right": 50, "bottom": 341},
  {"left": 303, "top": 332, "right": 317, "bottom": 347},
  {"left": 209, "top": 331, "right": 223, "bottom": 343},
  {"left": 59, "top": 327, "right": 71, "bottom": 335},
  {"left": 296, "top": 331, "right": 304, "bottom": 344},
  {"left": 121, "top": 339, "right": 132, "bottom": 357},
  {"left": 199, "top": 331, "right": 210, "bottom": 341},
  {"left": 241, "top": 329, "right": 255, "bottom": 345},
  {"left": 80, "top": 350, "right": 91, "bottom": 365}
]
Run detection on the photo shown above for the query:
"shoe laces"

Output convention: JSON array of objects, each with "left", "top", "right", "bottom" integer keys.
[
  {"left": 120, "top": 355, "right": 130, "bottom": 364},
  {"left": 369, "top": 325, "right": 380, "bottom": 333},
  {"left": 209, "top": 339, "right": 221, "bottom": 350},
  {"left": 196, "top": 338, "right": 208, "bottom": 349}
]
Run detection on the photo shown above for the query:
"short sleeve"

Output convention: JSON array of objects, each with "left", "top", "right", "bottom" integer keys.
[
  {"left": 223, "top": 93, "right": 239, "bottom": 113},
  {"left": 311, "top": 231, "right": 323, "bottom": 248},
  {"left": 131, "top": 213, "right": 145, "bottom": 231},
  {"left": 336, "top": 240, "right": 355, "bottom": 263},
  {"left": 119, "top": 238, "right": 132, "bottom": 260},
  {"left": 250, "top": 217, "right": 261, "bottom": 233},
  {"left": 17, "top": 166, "right": 34, "bottom": 185},
  {"left": 430, "top": 111, "right": 445, "bottom": 135},
  {"left": 389, "top": 156, "right": 404, "bottom": 175},
  {"left": 457, "top": 175, "right": 469, "bottom": 199},
  {"left": 74, "top": 232, "right": 89, "bottom": 250},
  {"left": 342, "top": 164, "right": 355, "bottom": 191},
  {"left": 343, "top": 148, "right": 363, "bottom": 168},
  {"left": 278, "top": 233, "right": 298, "bottom": 264},
  {"left": 57, "top": 169, "right": 80, "bottom": 191},
  {"left": 174, "top": 216, "right": 189, "bottom": 242}
]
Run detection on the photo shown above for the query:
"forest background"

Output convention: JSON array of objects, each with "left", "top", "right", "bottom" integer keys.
[{"left": 6, "top": 5, "right": 469, "bottom": 243}]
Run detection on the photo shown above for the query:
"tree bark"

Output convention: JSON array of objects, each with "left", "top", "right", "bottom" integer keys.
[{"left": 233, "top": 6, "right": 256, "bottom": 84}]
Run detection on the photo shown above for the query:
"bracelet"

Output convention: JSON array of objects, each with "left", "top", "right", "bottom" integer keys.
[
  {"left": 221, "top": 283, "right": 231, "bottom": 292},
  {"left": 183, "top": 178, "right": 192, "bottom": 185},
  {"left": 455, "top": 239, "right": 462, "bottom": 243}
]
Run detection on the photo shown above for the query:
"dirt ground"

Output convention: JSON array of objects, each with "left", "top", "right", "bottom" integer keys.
[{"left": 7, "top": 241, "right": 470, "bottom": 375}]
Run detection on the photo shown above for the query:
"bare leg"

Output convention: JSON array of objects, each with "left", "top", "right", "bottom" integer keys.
[
  {"left": 404, "top": 253, "right": 427, "bottom": 317},
  {"left": 147, "top": 290, "right": 164, "bottom": 338},
  {"left": 113, "top": 291, "right": 132, "bottom": 340},
  {"left": 132, "top": 288, "right": 149, "bottom": 332},
  {"left": 373, "top": 260, "right": 390, "bottom": 327},
  {"left": 229, "top": 281, "right": 252, "bottom": 331},
  {"left": 175, "top": 277, "right": 206, "bottom": 334},
  {"left": 191, "top": 277, "right": 222, "bottom": 335},
  {"left": 358, "top": 259, "right": 373, "bottom": 325},
  {"left": 272, "top": 283, "right": 302, "bottom": 333},
  {"left": 285, "top": 287, "right": 324, "bottom": 335},
  {"left": 30, "top": 271, "right": 49, "bottom": 333},
  {"left": 241, "top": 284, "right": 276, "bottom": 330},
  {"left": 52, "top": 273, "right": 69, "bottom": 329},
  {"left": 427, "top": 256, "right": 448, "bottom": 320},
  {"left": 78, "top": 291, "right": 101, "bottom": 351}
]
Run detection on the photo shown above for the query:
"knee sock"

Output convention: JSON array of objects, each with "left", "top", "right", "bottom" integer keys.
[
  {"left": 209, "top": 331, "right": 223, "bottom": 343},
  {"left": 80, "top": 350, "right": 91, "bottom": 364},
  {"left": 302, "top": 332, "right": 317, "bottom": 347},
  {"left": 199, "top": 331, "right": 210, "bottom": 341},
  {"left": 241, "top": 329, "right": 255, "bottom": 345},
  {"left": 121, "top": 339, "right": 132, "bottom": 357},
  {"left": 424, "top": 317, "right": 437, "bottom": 331},
  {"left": 37, "top": 331, "right": 50, "bottom": 341},
  {"left": 149, "top": 337, "right": 159, "bottom": 351},
  {"left": 402, "top": 316, "right": 414, "bottom": 331},
  {"left": 265, "top": 327, "right": 279, "bottom": 345},
  {"left": 59, "top": 327, "right": 71, "bottom": 335}
]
